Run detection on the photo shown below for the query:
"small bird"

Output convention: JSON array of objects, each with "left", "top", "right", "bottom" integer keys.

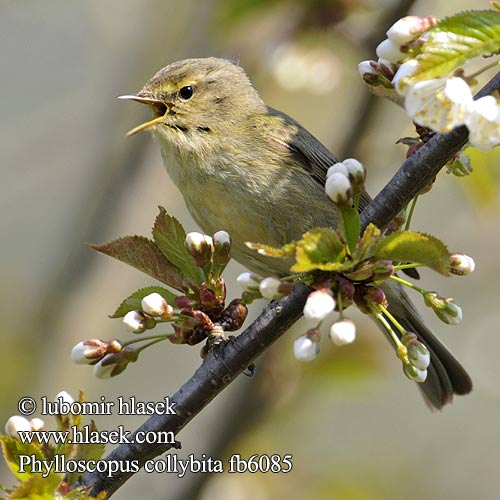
[{"left": 120, "top": 57, "right": 472, "bottom": 409}]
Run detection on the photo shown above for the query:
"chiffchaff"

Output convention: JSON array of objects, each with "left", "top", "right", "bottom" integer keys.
[{"left": 120, "top": 57, "right": 471, "bottom": 409}]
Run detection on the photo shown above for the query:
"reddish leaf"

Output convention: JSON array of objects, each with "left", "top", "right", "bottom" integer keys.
[{"left": 88, "top": 236, "right": 186, "bottom": 291}]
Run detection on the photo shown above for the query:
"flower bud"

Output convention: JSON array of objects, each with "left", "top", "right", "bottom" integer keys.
[
  {"left": 325, "top": 172, "right": 352, "bottom": 205},
  {"left": 424, "top": 292, "right": 462, "bottom": 325},
  {"left": 303, "top": 289, "right": 336, "bottom": 321},
  {"left": 402, "top": 333, "right": 430, "bottom": 370},
  {"left": 93, "top": 348, "right": 138, "bottom": 378},
  {"left": 220, "top": 299, "right": 248, "bottom": 332},
  {"left": 237, "top": 272, "right": 261, "bottom": 291},
  {"left": 337, "top": 277, "right": 355, "bottom": 300},
  {"left": 293, "top": 330, "right": 320, "bottom": 362},
  {"left": 141, "top": 292, "right": 169, "bottom": 317},
  {"left": 55, "top": 391, "right": 74, "bottom": 405},
  {"left": 259, "top": 276, "right": 285, "bottom": 300},
  {"left": 93, "top": 360, "right": 114, "bottom": 379},
  {"left": 450, "top": 253, "right": 475, "bottom": 276},
  {"left": 213, "top": 230, "right": 232, "bottom": 265},
  {"left": 326, "top": 162, "right": 349, "bottom": 178},
  {"left": 342, "top": 158, "right": 366, "bottom": 186},
  {"left": 123, "top": 310, "right": 149, "bottom": 333},
  {"left": 392, "top": 60, "right": 419, "bottom": 95},
  {"left": 376, "top": 39, "right": 405, "bottom": 64},
  {"left": 387, "top": 16, "right": 437, "bottom": 45},
  {"left": 329, "top": 319, "right": 356, "bottom": 345},
  {"left": 403, "top": 363, "right": 427, "bottom": 383},
  {"left": 372, "top": 259, "right": 395, "bottom": 284},
  {"left": 30, "top": 418, "right": 45, "bottom": 431},
  {"left": 358, "top": 60, "right": 378, "bottom": 78},
  {"left": 5, "top": 415, "right": 31, "bottom": 437},
  {"left": 377, "top": 58, "right": 396, "bottom": 80},
  {"left": 71, "top": 339, "right": 107, "bottom": 364},
  {"left": 185, "top": 232, "right": 214, "bottom": 267}
]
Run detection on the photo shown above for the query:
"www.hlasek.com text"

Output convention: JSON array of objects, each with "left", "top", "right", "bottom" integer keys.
[{"left": 16, "top": 424, "right": 175, "bottom": 446}]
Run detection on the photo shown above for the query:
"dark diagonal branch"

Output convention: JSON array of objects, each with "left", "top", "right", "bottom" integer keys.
[
  {"left": 74, "top": 70, "right": 500, "bottom": 497},
  {"left": 361, "top": 71, "right": 500, "bottom": 230}
]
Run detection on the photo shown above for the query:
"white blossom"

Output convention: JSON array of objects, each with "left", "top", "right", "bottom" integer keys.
[
  {"left": 405, "top": 77, "right": 473, "bottom": 132},
  {"left": 329, "top": 319, "right": 356, "bottom": 345},
  {"left": 30, "top": 418, "right": 45, "bottom": 431},
  {"left": 425, "top": 293, "right": 463, "bottom": 325},
  {"left": 237, "top": 272, "right": 260, "bottom": 291},
  {"left": 71, "top": 341, "right": 97, "bottom": 364},
  {"left": 342, "top": 158, "right": 365, "bottom": 183},
  {"left": 185, "top": 232, "right": 213, "bottom": 266},
  {"left": 450, "top": 253, "right": 476, "bottom": 276},
  {"left": 55, "top": 391, "right": 74, "bottom": 405},
  {"left": 387, "top": 16, "right": 435, "bottom": 45},
  {"left": 325, "top": 172, "right": 352, "bottom": 204},
  {"left": 5, "top": 416, "right": 31, "bottom": 437},
  {"left": 358, "top": 60, "right": 377, "bottom": 78},
  {"left": 293, "top": 335, "right": 319, "bottom": 361},
  {"left": 185, "top": 231, "right": 207, "bottom": 250},
  {"left": 93, "top": 355, "right": 116, "bottom": 379},
  {"left": 141, "top": 293, "right": 168, "bottom": 317},
  {"left": 376, "top": 39, "right": 405, "bottom": 64},
  {"left": 303, "top": 290, "right": 336, "bottom": 321},
  {"left": 213, "top": 230, "right": 231, "bottom": 246},
  {"left": 259, "top": 277, "right": 284, "bottom": 300},
  {"left": 465, "top": 95, "right": 500, "bottom": 151},
  {"left": 392, "top": 60, "right": 419, "bottom": 95},
  {"left": 404, "top": 363, "right": 428, "bottom": 383},
  {"left": 327, "top": 162, "right": 349, "bottom": 178},
  {"left": 407, "top": 343, "right": 430, "bottom": 370},
  {"left": 123, "top": 310, "right": 146, "bottom": 333},
  {"left": 440, "top": 301, "right": 463, "bottom": 325}
]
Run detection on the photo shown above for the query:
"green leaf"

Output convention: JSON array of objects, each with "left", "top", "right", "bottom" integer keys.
[
  {"left": 245, "top": 241, "right": 296, "bottom": 257},
  {"left": 110, "top": 286, "right": 179, "bottom": 318},
  {"left": 407, "top": 10, "right": 500, "bottom": 83},
  {"left": 0, "top": 436, "right": 46, "bottom": 483},
  {"left": 354, "top": 223, "right": 382, "bottom": 261},
  {"left": 9, "top": 473, "right": 63, "bottom": 499},
  {"left": 291, "top": 228, "right": 349, "bottom": 273},
  {"left": 338, "top": 206, "right": 361, "bottom": 254},
  {"left": 64, "top": 421, "right": 105, "bottom": 487},
  {"left": 88, "top": 236, "right": 186, "bottom": 291},
  {"left": 152, "top": 207, "right": 204, "bottom": 285},
  {"left": 375, "top": 231, "right": 450, "bottom": 275}
]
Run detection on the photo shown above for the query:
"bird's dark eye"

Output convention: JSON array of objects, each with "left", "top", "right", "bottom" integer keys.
[{"left": 179, "top": 86, "right": 194, "bottom": 100}]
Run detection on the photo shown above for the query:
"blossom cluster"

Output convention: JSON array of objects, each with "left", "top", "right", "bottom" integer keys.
[
  {"left": 4, "top": 391, "right": 74, "bottom": 439},
  {"left": 324, "top": 158, "right": 365, "bottom": 205},
  {"left": 72, "top": 231, "right": 248, "bottom": 378},
  {"left": 359, "top": 14, "right": 500, "bottom": 150},
  {"left": 240, "top": 151, "right": 476, "bottom": 384}
]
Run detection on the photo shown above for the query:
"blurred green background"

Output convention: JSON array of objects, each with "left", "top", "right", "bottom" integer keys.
[{"left": 1, "top": 1, "right": 499, "bottom": 499}]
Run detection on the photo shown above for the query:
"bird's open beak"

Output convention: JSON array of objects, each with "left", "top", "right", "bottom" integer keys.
[{"left": 118, "top": 95, "right": 169, "bottom": 137}]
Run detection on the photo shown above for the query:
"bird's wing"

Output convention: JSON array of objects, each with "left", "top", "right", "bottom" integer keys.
[{"left": 263, "top": 107, "right": 371, "bottom": 210}]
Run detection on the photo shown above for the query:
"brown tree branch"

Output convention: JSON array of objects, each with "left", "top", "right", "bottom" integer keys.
[{"left": 74, "top": 70, "right": 500, "bottom": 497}]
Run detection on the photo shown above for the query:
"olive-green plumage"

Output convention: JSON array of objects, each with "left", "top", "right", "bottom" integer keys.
[{"left": 122, "top": 57, "right": 472, "bottom": 409}]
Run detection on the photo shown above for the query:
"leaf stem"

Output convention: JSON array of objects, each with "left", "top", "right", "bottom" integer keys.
[
  {"left": 404, "top": 195, "right": 419, "bottom": 231},
  {"left": 377, "top": 303, "right": 406, "bottom": 335},
  {"left": 369, "top": 304, "right": 406, "bottom": 361},
  {"left": 390, "top": 274, "right": 426, "bottom": 295},
  {"left": 393, "top": 263, "right": 424, "bottom": 271},
  {"left": 121, "top": 334, "right": 174, "bottom": 348}
]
